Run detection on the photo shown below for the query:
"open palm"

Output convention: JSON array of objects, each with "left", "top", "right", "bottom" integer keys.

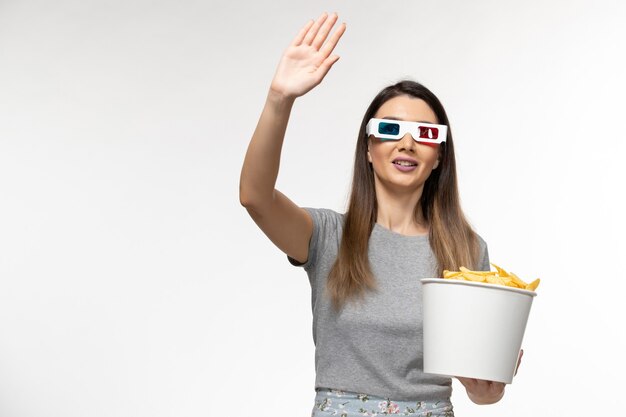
[{"left": 270, "top": 12, "right": 346, "bottom": 99}]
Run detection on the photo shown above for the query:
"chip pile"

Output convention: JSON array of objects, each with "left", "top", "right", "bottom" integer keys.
[{"left": 443, "top": 263, "right": 540, "bottom": 291}]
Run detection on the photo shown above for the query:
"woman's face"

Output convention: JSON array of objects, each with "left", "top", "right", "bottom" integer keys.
[{"left": 367, "top": 95, "right": 441, "bottom": 194}]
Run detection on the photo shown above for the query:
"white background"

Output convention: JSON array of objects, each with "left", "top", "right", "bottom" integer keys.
[{"left": 1, "top": 0, "right": 625, "bottom": 416}]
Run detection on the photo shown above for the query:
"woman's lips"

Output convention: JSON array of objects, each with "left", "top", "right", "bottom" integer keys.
[{"left": 392, "top": 161, "right": 418, "bottom": 172}]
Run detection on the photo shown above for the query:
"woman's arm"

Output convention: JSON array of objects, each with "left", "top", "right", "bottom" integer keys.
[{"left": 239, "top": 12, "right": 345, "bottom": 263}]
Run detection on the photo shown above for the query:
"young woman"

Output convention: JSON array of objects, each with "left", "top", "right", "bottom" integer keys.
[{"left": 240, "top": 12, "right": 520, "bottom": 416}]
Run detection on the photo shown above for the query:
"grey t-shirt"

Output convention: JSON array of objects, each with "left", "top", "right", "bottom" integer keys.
[{"left": 288, "top": 207, "right": 489, "bottom": 401}]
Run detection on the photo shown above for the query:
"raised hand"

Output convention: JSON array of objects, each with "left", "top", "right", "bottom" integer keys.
[{"left": 270, "top": 12, "right": 346, "bottom": 100}]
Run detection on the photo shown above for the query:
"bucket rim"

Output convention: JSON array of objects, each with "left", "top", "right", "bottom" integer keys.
[{"left": 421, "top": 278, "right": 538, "bottom": 297}]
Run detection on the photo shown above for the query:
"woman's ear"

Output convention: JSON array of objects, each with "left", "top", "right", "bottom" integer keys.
[
  {"left": 433, "top": 159, "right": 439, "bottom": 170},
  {"left": 367, "top": 148, "right": 372, "bottom": 163}
]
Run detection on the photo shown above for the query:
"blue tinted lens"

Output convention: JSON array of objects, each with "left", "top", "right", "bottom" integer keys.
[{"left": 378, "top": 122, "right": 400, "bottom": 136}]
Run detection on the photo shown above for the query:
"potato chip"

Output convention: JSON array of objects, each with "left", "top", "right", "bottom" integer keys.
[
  {"left": 509, "top": 272, "right": 528, "bottom": 289},
  {"left": 443, "top": 270, "right": 462, "bottom": 279},
  {"left": 526, "top": 278, "right": 541, "bottom": 291},
  {"left": 486, "top": 274, "right": 507, "bottom": 286},
  {"left": 442, "top": 263, "right": 540, "bottom": 291},
  {"left": 464, "top": 273, "right": 488, "bottom": 282}
]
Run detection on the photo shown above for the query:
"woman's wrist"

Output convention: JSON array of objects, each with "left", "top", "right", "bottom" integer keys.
[{"left": 267, "top": 87, "right": 296, "bottom": 108}]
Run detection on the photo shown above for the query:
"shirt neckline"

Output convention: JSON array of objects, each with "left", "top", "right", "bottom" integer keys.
[{"left": 373, "top": 222, "right": 429, "bottom": 239}]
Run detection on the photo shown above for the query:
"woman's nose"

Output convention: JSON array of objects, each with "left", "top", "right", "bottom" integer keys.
[{"left": 396, "top": 133, "right": 416, "bottom": 151}]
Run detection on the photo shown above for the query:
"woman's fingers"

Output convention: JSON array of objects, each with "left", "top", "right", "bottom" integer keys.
[
  {"left": 319, "top": 22, "right": 346, "bottom": 59},
  {"left": 290, "top": 12, "right": 345, "bottom": 58},
  {"left": 290, "top": 19, "right": 315, "bottom": 47},
  {"left": 302, "top": 12, "right": 329, "bottom": 46},
  {"left": 456, "top": 376, "right": 476, "bottom": 388},
  {"left": 311, "top": 12, "right": 338, "bottom": 49},
  {"left": 457, "top": 377, "right": 502, "bottom": 389}
]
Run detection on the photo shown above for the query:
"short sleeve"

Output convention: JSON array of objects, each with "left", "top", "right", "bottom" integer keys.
[
  {"left": 287, "top": 207, "right": 342, "bottom": 271},
  {"left": 477, "top": 234, "right": 490, "bottom": 271}
]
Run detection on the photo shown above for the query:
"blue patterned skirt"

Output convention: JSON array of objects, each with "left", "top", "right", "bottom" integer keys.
[{"left": 312, "top": 388, "right": 454, "bottom": 417}]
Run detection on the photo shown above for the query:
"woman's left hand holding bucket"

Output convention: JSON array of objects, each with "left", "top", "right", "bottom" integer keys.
[{"left": 456, "top": 349, "right": 524, "bottom": 405}]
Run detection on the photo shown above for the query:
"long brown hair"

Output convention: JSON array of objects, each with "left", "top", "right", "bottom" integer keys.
[{"left": 326, "top": 80, "right": 480, "bottom": 312}]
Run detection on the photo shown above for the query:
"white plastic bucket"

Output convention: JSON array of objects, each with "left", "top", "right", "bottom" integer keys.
[{"left": 421, "top": 278, "right": 536, "bottom": 384}]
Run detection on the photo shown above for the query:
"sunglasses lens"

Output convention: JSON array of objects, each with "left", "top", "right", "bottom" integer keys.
[
  {"left": 418, "top": 126, "right": 439, "bottom": 140},
  {"left": 378, "top": 122, "right": 400, "bottom": 136}
]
